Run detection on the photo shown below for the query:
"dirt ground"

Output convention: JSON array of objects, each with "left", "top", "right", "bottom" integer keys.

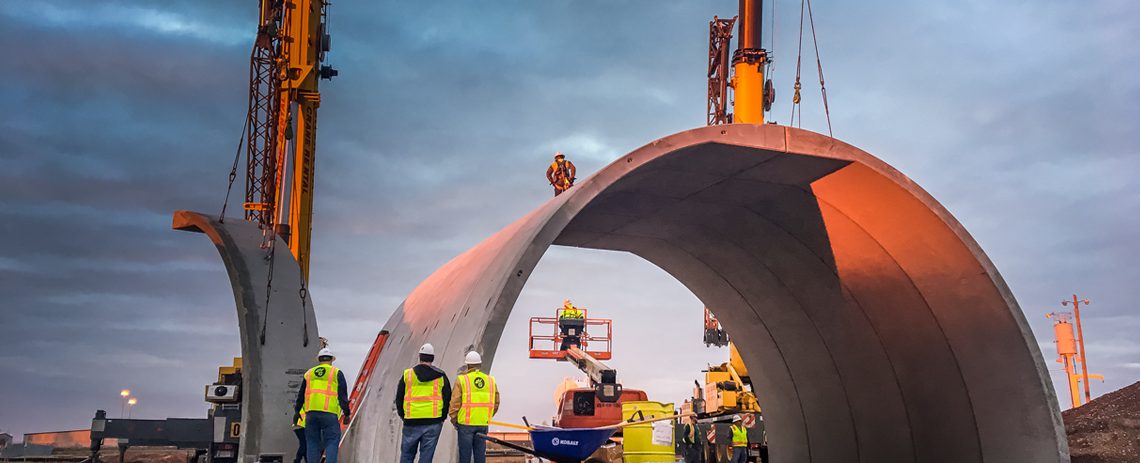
[{"left": 1064, "top": 381, "right": 1140, "bottom": 463}]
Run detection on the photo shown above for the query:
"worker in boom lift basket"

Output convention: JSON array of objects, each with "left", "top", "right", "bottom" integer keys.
[
  {"left": 558, "top": 299, "right": 586, "bottom": 351},
  {"left": 395, "top": 343, "right": 452, "bottom": 463},
  {"left": 546, "top": 152, "right": 577, "bottom": 196},
  {"left": 294, "top": 348, "right": 350, "bottom": 463},
  {"left": 449, "top": 351, "right": 500, "bottom": 463},
  {"left": 731, "top": 415, "right": 748, "bottom": 463}
]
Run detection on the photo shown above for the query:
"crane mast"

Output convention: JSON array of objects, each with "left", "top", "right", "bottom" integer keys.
[
  {"left": 708, "top": 0, "right": 772, "bottom": 125},
  {"left": 243, "top": 0, "right": 337, "bottom": 280}
]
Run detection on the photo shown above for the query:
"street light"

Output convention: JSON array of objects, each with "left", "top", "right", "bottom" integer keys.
[
  {"left": 127, "top": 398, "right": 138, "bottom": 419},
  {"left": 1061, "top": 295, "right": 1093, "bottom": 403},
  {"left": 119, "top": 389, "right": 131, "bottom": 418}
]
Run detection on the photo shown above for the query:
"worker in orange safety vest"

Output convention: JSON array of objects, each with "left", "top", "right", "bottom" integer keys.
[
  {"left": 449, "top": 351, "right": 500, "bottom": 463},
  {"left": 546, "top": 152, "right": 577, "bottom": 196}
]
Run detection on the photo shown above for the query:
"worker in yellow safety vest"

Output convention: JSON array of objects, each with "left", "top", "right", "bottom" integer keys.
[
  {"left": 291, "top": 410, "right": 307, "bottom": 463},
  {"left": 730, "top": 415, "right": 748, "bottom": 463},
  {"left": 546, "top": 152, "right": 577, "bottom": 196},
  {"left": 395, "top": 343, "right": 452, "bottom": 463},
  {"left": 557, "top": 299, "right": 586, "bottom": 351},
  {"left": 293, "top": 348, "right": 350, "bottom": 463},
  {"left": 449, "top": 351, "right": 500, "bottom": 463}
]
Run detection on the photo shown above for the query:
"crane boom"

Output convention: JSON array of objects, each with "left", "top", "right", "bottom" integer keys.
[{"left": 243, "top": 0, "right": 337, "bottom": 280}]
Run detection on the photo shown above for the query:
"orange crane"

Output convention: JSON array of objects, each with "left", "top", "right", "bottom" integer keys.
[{"left": 240, "top": 0, "right": 338, "bottom": 280}]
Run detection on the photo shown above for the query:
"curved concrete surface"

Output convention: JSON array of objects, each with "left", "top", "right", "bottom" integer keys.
[
  {"left": 173, "top": 211, "right": 320, "bottom": 462},
  {"left": 342, "top": 125, "right": 1067, "bottom": 463}
]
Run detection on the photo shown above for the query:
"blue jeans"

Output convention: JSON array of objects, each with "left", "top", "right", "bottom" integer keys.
[
  {"left": 305, "top": 411, "right": 341, "bottom": 463},
  {"left": 732, "top": 446, "right": 747, "bottom": 463},
  {"left": 400, "top": 422, "right": 443, "bottom": 463},
  {"left": 456, "top": 425, "right": 488, "bottom": 463}
]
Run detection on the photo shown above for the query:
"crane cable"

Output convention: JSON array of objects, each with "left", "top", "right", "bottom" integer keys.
[{"left": 790, "top": 0, "right": 833, "bottom": 136}]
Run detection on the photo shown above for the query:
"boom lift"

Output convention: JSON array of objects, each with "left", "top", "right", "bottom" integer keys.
[{"left": 530, "top": 304, "right": 648, "bottom": 429}]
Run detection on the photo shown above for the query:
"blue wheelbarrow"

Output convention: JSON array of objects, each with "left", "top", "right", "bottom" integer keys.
[
  {"left": 479, "top": 426, "right": 617, "bottom": 463},
  {"left": 481, "top": 412, "right": 690, "bottom": 463}
]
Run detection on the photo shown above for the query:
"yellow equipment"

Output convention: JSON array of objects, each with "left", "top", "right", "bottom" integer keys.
[
  {"left": 242, "top": 0, "right": 337, "bottom": 280},
  {"left": 700, "top": 344, "right": 761, "bottom": 415}
]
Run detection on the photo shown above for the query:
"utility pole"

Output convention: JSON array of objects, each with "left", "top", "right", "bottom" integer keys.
[{"left": 1062, "top": 295, "right": 1094, "bottom": 403}]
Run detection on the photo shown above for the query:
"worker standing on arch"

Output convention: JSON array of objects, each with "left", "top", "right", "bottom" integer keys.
[
  {"left": 546, "top": 152, "right": 577, "bottom": 196},
  {"left": 449, "top": 351, "right": 500, "bottom": 463},
  {"left": 293, "top": 348, "right": 350, "bottom": 463},
  {"left": 395, "top": 343, "right": 452, "bottom": 463}
]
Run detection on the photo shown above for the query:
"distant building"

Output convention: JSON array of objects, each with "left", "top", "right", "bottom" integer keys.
[
  {"left": 0, "top": 432, "right": 13, "bottom": 450},
  {"left": 24, "top": 430, "right": 104, "bottom": 449}
]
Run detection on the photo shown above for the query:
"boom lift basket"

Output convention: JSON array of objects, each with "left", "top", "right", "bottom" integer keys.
[{"left": 529, "top": 308, "right": 612, "bottom": 360}]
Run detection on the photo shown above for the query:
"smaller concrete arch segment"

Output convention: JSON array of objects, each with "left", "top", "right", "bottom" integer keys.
[
  {"left": 341, "top": 125, "right": 1067, "bottom": 463},
  {"left": 172, "top": 211, "right": 321, "bottom": 463}
]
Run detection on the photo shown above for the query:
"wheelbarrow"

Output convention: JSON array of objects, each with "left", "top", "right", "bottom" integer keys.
[
  {"left": 481, "top": 412, "right": 692, "bottom": 463},
  {"left": 480, "top": 426, "right": 618, "bottom": 463}
]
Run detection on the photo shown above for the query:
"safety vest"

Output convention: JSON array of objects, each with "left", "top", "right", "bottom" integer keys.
[
  {"left": 402, "top": 368, "right": 445, "bottom": 419},
  {"left": 550, "top": 161, "right": 572, "bottom": 187},
  {"left": 303, "top": 364, "right": 341, "bottom": 415},
  {"left": 731, "top": 424, "right": 748, "bottom": 447},
  {"left": 456, "top": 370, "right": 497, "bottom": 426},
  {"left": 560, "top": 306, "right": 584, "bottom": 319}
]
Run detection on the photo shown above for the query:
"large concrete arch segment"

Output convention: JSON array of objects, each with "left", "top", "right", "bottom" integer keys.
[
  {"left": 342, "top": 125, "right": 1067, "bottom": 463},
  {"left": 173, "top": 211, "right": 320, "bottom": 463}
]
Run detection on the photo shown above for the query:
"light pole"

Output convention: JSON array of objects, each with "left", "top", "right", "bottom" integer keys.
[
  {"left": 1062, "top": 295, "right": 1093, "bottom": 403},
  {"left": 127, "top": 398, "right": 137, "bottom": 419},
  {"left": 119, "top": 389, "right": 131, "bottom": 418}
]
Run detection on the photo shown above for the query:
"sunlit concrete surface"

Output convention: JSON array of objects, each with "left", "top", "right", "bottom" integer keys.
[
  {"left": 341, "top": 124, "right": 1066, "bottom": 463},
  {"left": 173, "top": 211, "right": 320, "bottom": 463}
]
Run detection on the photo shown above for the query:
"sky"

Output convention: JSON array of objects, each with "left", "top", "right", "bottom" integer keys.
[{"left": 1, "top": 0, "right": 1138, "bottom": 440}]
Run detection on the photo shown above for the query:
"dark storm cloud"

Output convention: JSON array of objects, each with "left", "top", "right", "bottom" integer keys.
[{"left": 1, "top": 0, "right": 1137, "bottom": 440}]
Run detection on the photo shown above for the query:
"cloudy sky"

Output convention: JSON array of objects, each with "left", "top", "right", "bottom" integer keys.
[{"left": 1, "top": 0, "right": 1138, "bottom": 440}]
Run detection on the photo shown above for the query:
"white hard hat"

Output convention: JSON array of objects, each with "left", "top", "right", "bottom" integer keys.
[
  {"left": 419, "top": 343, "right": 435, "bottom": 355},
  {"left": 317, "top": 348, "right": 335, "bottom": 360},
  {"left": 733, "top": 414, "right": 743, "bottom": 422},
  {"left": 465, "top": 351, "right": 482, "bottom": 365}
]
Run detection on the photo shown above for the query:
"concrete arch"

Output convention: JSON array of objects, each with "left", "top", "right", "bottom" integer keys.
[
  {"left": 173, "top": 211, "right": 320, "bottom": 462},
  {"left": 341, "top": 124, "right": 1067, "bottom": 463}
]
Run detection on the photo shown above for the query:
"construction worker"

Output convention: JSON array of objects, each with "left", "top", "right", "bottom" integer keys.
[
  {"left": 449, "top": 351, "right": 500, "bottom": 463},
  {"left": 395, "top": 343, "right": 452, "bottom": 463},
  {"left": 681, "top": 415, "right": 700, "bottom": 463},
  {"left": 730, "top": 415, "right": 748, "bottom": 463},
  {"left": 546, "top": 152, "right": 577, "bottom": 196},
  {"left": 557, "top": 299, "right": 586, "bottom": 351},
  {"left": 292, "top": 410, "right": 307, "bottom": 463},
  {"left": 293, "top": 348, "right": 350, "bottom": 463}
]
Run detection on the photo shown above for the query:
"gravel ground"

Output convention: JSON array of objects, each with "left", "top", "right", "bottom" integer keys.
[{"left": 1064, "top": 381, "right": 1140, "bottom": 463}]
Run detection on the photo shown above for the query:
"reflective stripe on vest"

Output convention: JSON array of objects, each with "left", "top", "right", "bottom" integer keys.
[
  {"left": 731, "top": 424, "right": 747, "bottom": 447},
  {"left": 403, "top": 368, "right": 444, "bottom": 419},
  {"left": 457, "top": 370, "right": 496, "bottom": 426},
  {"left": 304, "top": 365, "right": 341, "bottom": 415}
]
